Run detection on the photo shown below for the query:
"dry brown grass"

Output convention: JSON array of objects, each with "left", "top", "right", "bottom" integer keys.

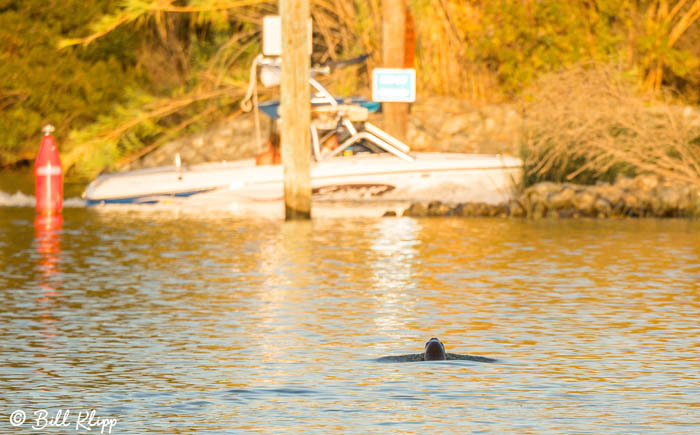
[{"left": 521, "top": 64, "right": 700, "bottom": 189}]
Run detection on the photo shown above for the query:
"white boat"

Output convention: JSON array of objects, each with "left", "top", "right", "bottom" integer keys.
[
  {"left": 84, "top": 151, "right": 522, "bottom": 218},
  {"left": 85, "top": 44, "right": 523, "bottom": 218}
]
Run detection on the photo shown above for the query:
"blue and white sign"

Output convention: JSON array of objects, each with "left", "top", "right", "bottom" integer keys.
[{"left": 372, "top": 68, "right": 416, "bottom": 102}]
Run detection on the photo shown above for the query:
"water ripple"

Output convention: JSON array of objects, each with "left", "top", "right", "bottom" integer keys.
[{"left": 1, "top": 210, "right": 699, "bottom": 433}]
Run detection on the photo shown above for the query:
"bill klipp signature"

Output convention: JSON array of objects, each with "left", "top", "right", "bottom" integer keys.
[{"left": 10, "top": 408, "right": 118, "bottom": 433}]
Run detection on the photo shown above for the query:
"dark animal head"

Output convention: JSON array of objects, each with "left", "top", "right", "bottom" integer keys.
[{"left": 424, "top": 337, "right": 446, "bottom": 361}]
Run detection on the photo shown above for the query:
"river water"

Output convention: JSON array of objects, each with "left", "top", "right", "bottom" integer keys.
[{"left": 1, "top": 202, "right": 699, "bottom": 433}]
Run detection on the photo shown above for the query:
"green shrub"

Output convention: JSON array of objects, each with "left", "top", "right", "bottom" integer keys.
[{"left": 0, "top": 0, "right": 145, "bottom": 166}]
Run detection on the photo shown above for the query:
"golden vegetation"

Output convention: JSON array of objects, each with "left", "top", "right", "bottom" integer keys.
[
  {"left": 522, "top": 64, "right": 700, "bottom": 189},
  {"left": 2, "top": 0, "right": 700, "bottom": 181}
]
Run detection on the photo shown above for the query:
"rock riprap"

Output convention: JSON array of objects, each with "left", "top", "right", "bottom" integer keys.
[{"left": 398, "top": 175, "right": 700, "bottom": 218}]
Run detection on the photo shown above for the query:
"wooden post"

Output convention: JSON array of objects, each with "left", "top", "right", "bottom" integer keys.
[
  {"left": 280, "top": 0, "right": 311, "bottom": 220},
  {"left": 382, "top": 0, "right": 408, "bottom": 141}
]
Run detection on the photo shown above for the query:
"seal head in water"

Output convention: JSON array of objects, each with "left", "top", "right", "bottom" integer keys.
[
  {"left": 423, "top": 337, "right": 446, "bottom": 361},
  {"left": 376, "top": 338, "right": 497, "bottom": 363}
]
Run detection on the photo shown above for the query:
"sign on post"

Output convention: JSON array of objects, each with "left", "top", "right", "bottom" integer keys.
[
  {"left": 262, "top": 15, "right": 313, "bottom": 57},
  {"left": 372, "top": 68, "right": 416, "bottom": 103}
]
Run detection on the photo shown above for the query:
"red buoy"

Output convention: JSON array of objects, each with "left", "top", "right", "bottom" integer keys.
[{"left": 34, "top": 125, "right": 63, "bottom": 215}]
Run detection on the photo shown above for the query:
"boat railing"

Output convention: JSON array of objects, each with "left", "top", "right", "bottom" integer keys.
[{"left": 241, "top": 52, "right": 414, "bottom": 163}]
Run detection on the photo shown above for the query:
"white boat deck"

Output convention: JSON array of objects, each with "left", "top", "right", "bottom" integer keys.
[{"left": 85, "top": 152, "right": 523, "bottom": 218}]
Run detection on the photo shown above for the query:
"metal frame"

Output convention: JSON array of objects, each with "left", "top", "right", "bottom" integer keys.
[{"left": 256, "top": 55, "right": 414, "bottom": 162}]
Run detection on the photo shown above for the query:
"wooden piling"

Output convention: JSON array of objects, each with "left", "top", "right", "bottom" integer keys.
[
  {"left": 382, "top": 0, "right": 408, "bottom": 141},
  {"left": 280, "top": 0, "right": 311, "bottom": 220}
]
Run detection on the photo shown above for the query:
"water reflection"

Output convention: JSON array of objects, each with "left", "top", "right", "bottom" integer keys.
[
  {"left": 31, "top": 213, "right": 63, "bottom": 386},
  {"left": 256, "top": 220, "right": 315, "bottom": 364},
  {"left": 1, "top": 210, "right": 699, "bottom": 433},
  {"left": 369, "top": 218, "right": 419, "bottom": 344},
  {"left": 34, "top": 213, "right": 63, "bottom": 294},
  {"left": 34, "top": 213, "right": 63, "bottom": 329}
]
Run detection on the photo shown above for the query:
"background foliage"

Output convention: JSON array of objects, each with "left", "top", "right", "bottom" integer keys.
[
  {"left": 0, "top": 0, "right": 141, "bottom": 166},
  {"left": 2, "top": 0, "right": 700, "bottom": 177},
  {"left": 521, "top": 64, "right": 700, "bottom": 189}
]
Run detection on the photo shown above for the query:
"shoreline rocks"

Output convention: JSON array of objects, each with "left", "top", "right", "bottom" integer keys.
[{"left": 398, "top": 175, "right": 700, "bottom": 219}]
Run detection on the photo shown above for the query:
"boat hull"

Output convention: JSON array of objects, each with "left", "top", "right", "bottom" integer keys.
[{"left": 85, "top": 153, "right": 522, "bottom": 217}]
